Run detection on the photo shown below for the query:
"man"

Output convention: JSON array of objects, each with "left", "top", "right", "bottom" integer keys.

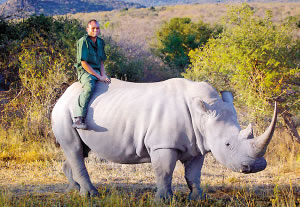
[{"left": 72, "top": 19, "right": 111, "bottom": 130}]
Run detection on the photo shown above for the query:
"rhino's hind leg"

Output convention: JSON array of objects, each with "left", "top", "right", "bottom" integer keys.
[
  {"left": 62, "top": 161, "right": 80, "bottom": 192},
  {"left": 150, "top": 148, "right": 178, "bottom": 201},
  {"left": 55, "top": 124, "right": 98, "bottom": 197},
  {"left": 182, "top": 154, "right": 205, "bottom": 200},
  {"left": 64, "top": 141, "right": 98, "bottom": 196}
]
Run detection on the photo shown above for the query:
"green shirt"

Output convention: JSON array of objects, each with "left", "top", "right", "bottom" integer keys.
[{"left": 75, "top": 34, "right": 107, "bottom": 78}]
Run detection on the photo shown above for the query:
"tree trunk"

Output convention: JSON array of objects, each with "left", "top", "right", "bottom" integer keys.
[{"left": 282, "top": 112, "right": 300, "bottom": 143}]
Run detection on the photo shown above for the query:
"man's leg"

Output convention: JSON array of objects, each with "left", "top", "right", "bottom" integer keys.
[{"left": 73, "top": 76, "right": 96, "bottom": 129}]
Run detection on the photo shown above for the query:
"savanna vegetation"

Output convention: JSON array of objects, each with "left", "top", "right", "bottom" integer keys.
[
  {"left": 0, "top": 2, "right": 299, "bottom": 207},
  {"left": 152, "top": 17, "right": 222, "bottom": 73}
]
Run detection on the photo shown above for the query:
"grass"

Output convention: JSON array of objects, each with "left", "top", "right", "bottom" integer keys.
[
  {"left": 0, "top": 128, "right": 59, "bottom": 163},
  {"left": 0, "top": 160, "right": 299, "bottom": 206},
  {"left": 0, "top": 149, "right": 299, "bottom": 206}
]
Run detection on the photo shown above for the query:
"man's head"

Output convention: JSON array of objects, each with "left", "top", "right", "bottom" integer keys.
[{"left": 86, "top": 19, "right": 100, "bottom": 38}]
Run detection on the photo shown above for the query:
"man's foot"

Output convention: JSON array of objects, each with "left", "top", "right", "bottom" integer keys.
[{"left": 72, "top": 117, "right": 88, "bottom": 130}]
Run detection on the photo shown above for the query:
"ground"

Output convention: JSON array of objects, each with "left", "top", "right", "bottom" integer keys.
[{"left": 0, "top": 152, "right": 299, "bottom": 206}]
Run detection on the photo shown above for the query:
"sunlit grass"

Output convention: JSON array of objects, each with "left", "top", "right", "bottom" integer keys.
[{"left": 0, "top": 129, "right": 59, "bottom": 163}]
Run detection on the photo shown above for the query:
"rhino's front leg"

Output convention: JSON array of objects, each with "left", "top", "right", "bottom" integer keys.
[
  {"left": 150, "top": 148, "right": 178, "bottom": 201},
  {"left": 182, "top": 154, "right": 205, "bottom": 200}
]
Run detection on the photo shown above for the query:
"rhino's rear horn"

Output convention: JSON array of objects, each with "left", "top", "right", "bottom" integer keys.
[{"left": 251, "top": 102, "right": 277, "bottom": 157}]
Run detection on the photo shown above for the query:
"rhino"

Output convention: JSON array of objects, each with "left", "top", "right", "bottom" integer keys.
[{"left": 51, "top": 78, "right": 277, "bottom": 200}]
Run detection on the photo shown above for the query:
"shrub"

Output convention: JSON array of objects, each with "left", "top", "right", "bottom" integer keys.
[
  {"left": 104, "top": 36, "right": 143, "bottom": 82},
  {"left": 0, "top": 15, "right": 85, "bottom": 88},
  {"left": 152, "top": 17, "right": 222, "bottom": 73}
]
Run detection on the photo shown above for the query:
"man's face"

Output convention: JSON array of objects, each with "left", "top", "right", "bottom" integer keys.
[{"left": 86, "top": 21, "right": 100, "bottom": 37}]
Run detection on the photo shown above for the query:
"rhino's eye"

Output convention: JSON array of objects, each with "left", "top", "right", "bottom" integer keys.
[{"left": 225, "top": 142, "right": 230, "bottom": 147}]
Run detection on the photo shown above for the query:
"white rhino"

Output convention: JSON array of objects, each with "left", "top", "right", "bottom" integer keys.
[{"left": 51, "top": 78, "right": 277, "bottom": 200}]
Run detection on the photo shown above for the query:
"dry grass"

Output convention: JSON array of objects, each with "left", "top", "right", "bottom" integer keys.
[
  {"left": 71, "top": 2, "right": 300, "bottom": 53},
  {"left": 0, "top": 151, "right": 299, "bottom": 206}
]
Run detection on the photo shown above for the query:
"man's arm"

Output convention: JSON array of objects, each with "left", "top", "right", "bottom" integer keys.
[
  {"left": 81, "top": 60, "right": 110, "bottom": 83},
  {"left": 100, "top": 61, "right": 110, "bottom": 83}
]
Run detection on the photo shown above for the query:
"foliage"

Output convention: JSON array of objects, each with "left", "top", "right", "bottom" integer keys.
[
  {"left": 153, "top": 17, "right": 222, "bottom": 73},
  {"left": 104, "top": 36, "right": 143, "bottom": 82},
  {"left": 1, "top": 33, "right": 71, "bottom": 141},
  {"left": 0, "top": 15, "right": 85, "bottom": 89},
  {"left": 183, "top": 4, "right": 300, "bottom": 130}
]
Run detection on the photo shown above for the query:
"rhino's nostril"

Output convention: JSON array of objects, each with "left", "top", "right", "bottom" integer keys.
[{"left": 241, "top": 163, "right": 251, "bottom": 173}]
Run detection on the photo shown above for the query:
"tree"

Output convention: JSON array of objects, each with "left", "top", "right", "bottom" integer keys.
[
  {"left": 153, "top": 17, "right": 222, "bottom": 73},
  {"left": 183, "top": 4, "right": 300, "bottom": 142}
]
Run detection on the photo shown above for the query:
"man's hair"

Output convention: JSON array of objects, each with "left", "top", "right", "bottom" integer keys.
[{"left": 87, "top": 19, "right": 98, "bottom": 28}]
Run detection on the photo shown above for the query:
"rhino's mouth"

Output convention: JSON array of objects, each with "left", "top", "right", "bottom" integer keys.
[{"left": 240, "top": 157, "right": 267, "bottom": 174}]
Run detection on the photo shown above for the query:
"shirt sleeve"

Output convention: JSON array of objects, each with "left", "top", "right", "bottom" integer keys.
[{"left": 77, "top": 38, "right": 89, "bottom": 62}]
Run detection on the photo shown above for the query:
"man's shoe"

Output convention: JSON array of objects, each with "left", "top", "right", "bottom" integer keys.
[{"left": 72, "top": 117, "right": 88, "bottom": 130}]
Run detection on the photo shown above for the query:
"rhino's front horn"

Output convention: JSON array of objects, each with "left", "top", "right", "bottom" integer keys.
[{"left": 251, "top": 102, "right": 277, "bottom": 157}]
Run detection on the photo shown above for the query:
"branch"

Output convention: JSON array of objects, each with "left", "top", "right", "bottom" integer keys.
[{"left": 282, "top": 112, "right": 300, "bottom": 144}]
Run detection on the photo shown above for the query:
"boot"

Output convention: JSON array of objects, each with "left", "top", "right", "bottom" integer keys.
[{"left": 72, "top": 116, "right": 87, "bottom": 130}]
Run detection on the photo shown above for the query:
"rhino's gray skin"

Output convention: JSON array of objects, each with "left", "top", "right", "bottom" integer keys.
[{"left": 52, "top": 78, "right": 277, "bottom": 200}]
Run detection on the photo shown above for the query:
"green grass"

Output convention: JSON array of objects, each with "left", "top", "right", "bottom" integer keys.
[{"left": 0, "top": 183, "right": 299, "bottom": 207}]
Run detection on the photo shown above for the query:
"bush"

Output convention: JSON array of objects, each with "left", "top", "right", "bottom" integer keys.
[
  {"left": 104, "top": 36, "right": 143, "bottom": 82},
  {"left": 0, "top": 15, "right": 85, "bottom": 88},
  {"left": 152, "top": 17, "right": 222, "bottom": 73}
]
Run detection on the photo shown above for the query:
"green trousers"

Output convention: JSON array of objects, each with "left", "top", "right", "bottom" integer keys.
[{"left": 73, "top": 71, "right": 100, "bottom": 118}]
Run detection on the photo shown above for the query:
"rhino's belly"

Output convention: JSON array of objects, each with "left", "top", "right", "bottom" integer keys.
[
  {"left": 79, "top": 130, "right": 151, "bottom": 164},
  {"left": 95, "top": 152, "right": 151, "bottom": 164}
]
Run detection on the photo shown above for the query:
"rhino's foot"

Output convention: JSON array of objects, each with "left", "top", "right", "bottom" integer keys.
[
  {"left": 79, "top": 186, "right": 99, "bottom": 197},
  {"left": 65, "top": 182, "right": 80, "bottom": 193},
  {"left": 188, "top": 188, "right": 207, "bottom": 201},
  {"left": 154, "top": 189, "right": 174, "bottom": 202}
]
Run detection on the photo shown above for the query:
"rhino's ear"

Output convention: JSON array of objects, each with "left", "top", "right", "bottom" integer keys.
[
  {"left": 221, "top": 91, "right": 237, "bottom": 117},
  {"left": 221, "top": 91, "right": 234, "bottom": 104},
  {"left": 239, "top": 123, "right": 254, "bottom": 140},
  {"left": 192, "top": 97, "right": 209, "bottom": 113}
]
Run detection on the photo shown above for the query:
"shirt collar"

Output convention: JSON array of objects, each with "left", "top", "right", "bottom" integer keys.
[{"left": 86, "top": 34, "right": 99, "bottom": 48}]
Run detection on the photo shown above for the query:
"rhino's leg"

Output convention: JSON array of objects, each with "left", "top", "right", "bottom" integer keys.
[
  {"left": 150, "top": 148, "right": 178, "bottom": 201},
  {"left": 62, "top": 160, "right": 80, "bottom": 192},
  {"left": 57, "top": 127, "right": 98, "bottom": 196},
  {"left": 182, "top": 154, "right": 205, "bottom": 200},
  {"left": 62, "top": 138, "right": 92, "bottom": 194}
]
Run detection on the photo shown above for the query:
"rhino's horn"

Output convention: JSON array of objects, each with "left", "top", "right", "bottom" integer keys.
[{"left": 251, "top": 102, "right": 277, "bottom": 157}]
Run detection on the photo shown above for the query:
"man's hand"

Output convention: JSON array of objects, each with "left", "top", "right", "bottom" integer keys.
[{"left": 98, "top": 75, "right": 111, "bottom": 84}]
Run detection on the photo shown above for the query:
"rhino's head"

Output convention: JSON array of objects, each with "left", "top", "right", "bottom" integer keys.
[{"left": 195, "top": 91, "right": 277, "bottom": 174}]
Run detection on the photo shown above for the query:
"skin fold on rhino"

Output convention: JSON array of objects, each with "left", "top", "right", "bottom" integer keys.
[{"left": 51, "top": 78, "right": 277, "bottom": 200}]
